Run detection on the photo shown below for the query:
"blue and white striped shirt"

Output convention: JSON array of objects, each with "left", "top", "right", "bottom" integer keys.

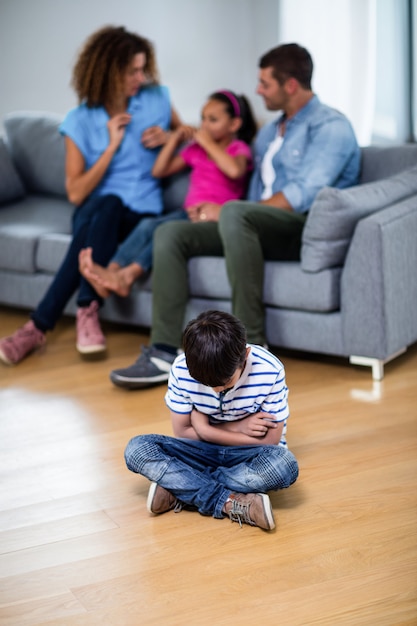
[{"left": 165, "top": 345, "right": 289, "bottom": 447}]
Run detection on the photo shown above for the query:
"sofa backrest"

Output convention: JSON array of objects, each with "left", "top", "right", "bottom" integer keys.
[
  {"left": 3, "top": 111, "right": 189, "bottom": 212},
  {"left": 360, "top": 144, "right": 417, "bottom": 183},
  {"left": 4, "top": 111, "right": 66, "bottom": 197},
  {"left": 0, "top": 137, "right": 26, "bottom": 206}
]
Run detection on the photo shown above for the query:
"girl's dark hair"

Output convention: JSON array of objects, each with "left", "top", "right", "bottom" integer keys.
[
  {"left": 259, "top": 43, "right": 313, "bottom": 90},
  {"left": 210, "top": 91, "right": 257, "bottom": 145},
  {"left": 72, "top": 25, "right": 159, "bottom": 107},
  {"left": 183, "top": 310, "right": 247, "bottom": 387}
]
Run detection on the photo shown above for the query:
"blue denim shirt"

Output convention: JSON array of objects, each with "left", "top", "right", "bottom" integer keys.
[{"left": 248, "top": 95, "right": 361, "bottom": 213}]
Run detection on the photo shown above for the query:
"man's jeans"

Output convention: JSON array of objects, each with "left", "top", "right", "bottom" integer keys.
[{"left": 125, "top": 434, "right": 299, "bottom": 519}]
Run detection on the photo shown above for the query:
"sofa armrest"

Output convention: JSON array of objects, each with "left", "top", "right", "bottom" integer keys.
[{"left": 341, "top": 195, "right": 417, "bottom": 359}]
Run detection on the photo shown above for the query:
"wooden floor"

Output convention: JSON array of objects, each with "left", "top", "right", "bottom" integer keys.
[{"left": 0, "top": 306, "right": 416, "bottom": 626}]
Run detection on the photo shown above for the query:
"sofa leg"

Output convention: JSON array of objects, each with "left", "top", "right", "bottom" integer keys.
[{"left": 349, "top": 347, "right": 407, "bottom": 380}]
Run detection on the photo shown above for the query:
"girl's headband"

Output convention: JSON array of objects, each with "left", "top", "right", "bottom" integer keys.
[{"left": 217, "top": 90, "right": 241, "bottom": 117}]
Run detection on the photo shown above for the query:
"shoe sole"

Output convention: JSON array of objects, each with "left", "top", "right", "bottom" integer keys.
[
  {"left": 109, "top": 371, "right": 169, "bottom": 389},
  {"left": 259, "top": 493, "right": 276, "bottom": 530},
  {"left": 0, "top": 349, "right": 14, "bottom": 365},
  {"left": 146, "top": 481, "right": 159, "bottom": 514},
  {"left": 0, "top": 344, "right": 44, "bottom": 365},
  {"left": 76, "top": 343, "right": 106, "bottom": 354}
]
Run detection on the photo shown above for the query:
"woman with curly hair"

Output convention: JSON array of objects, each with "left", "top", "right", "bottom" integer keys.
[{"left": 0, "top": 25, "right": 184, "bottom": 365}]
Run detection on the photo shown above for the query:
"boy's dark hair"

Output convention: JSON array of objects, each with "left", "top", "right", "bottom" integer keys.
[
  {"left": 183, "top": 310, "right": 247, "bottom": 387},
  {"left": 210, "top": 91, "right": 258, "bottom": 145},
  {"left": 259, "top": 43, "right": 313, "bottom": 90}
]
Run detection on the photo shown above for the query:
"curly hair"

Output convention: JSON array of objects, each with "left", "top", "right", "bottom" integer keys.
[{"left": 71, "top": 25, "right": 159, "bottom": 107}]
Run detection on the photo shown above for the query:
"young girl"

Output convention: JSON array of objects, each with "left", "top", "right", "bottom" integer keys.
[{"left": 78, "top": 90, "right": 257, "bottom": 298}]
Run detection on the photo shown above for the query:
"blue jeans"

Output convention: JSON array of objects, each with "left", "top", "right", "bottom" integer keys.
[
  {"left": 124, "top": 434, "right": 299, "bottom": 519},
  {"left": 112, "top": 209, "right": 187, "bottom": 272},
  {"left": 32, "top": 194, "right": 127, "bottom": 331}
]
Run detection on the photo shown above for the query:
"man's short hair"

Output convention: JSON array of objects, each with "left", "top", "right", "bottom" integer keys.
[
  {"left": 259, "top": 43, "right": 313, "bottom": 90},
  {"left": 182, "top": 310, "right": 247, "bottom": 387}
]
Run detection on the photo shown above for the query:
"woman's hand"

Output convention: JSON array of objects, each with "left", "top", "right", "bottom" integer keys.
[
  {"left": 141, "top": 126, "right": 171, "bottom": 148},
  {"left": 187, "top": 202, "right": 221, "bottom": 223},
  {"left": 177, "top": 124, "right": 197, "bottom": 143},
  {"left": 107, "top": 113, "right": 131, "bottom": 151},
  {"left": 143, "top": 124, "right": 197, "bottom": 149}
]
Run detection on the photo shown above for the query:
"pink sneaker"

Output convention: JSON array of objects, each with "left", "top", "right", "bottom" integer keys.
[
  {"left": 76, "top": 301, "right": 106, "bottom": 354},
  {"left": 0, "top": 320, "right": 46, "bottom": 365}
]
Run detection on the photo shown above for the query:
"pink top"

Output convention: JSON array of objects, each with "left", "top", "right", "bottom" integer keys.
[{"left": 180, "top": 139, "right": 253, "bottom": 207}]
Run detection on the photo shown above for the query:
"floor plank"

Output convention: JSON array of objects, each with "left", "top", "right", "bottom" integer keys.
[{"left": 0, "top": 306, "right": 416, "bottom": 625}]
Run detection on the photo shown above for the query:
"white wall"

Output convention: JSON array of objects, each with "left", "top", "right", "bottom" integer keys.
[
  {"left": 278, "top": 0, "right": 377, "bottom": 145},
  {"left": 0, "top": 0, "right": 279, "bottom": 132},
  {"left": 2, "top": 0, "right": 405, "bottom": 145}
]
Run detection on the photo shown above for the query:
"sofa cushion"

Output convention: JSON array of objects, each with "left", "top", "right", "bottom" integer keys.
[
  {"left": 0, "top": 138, "right": 26, "bottom": 206},
  {"left": 0, "top": 196, "right": 73, "bottom": 273},
  {"left": 36, "top": 233, "right": 71, "bottom": 273},
  {"left": 301, "top": 164, "right": 417, "bottom": 272},
  {"left": 4, "top": 112, "right": 66, "bottom": 196},
  {"left": 263, "top": 261, "right": 342, "bottom": 311},
  {"left": 186, "top": 257, "right": 342, "bottom": 312}
]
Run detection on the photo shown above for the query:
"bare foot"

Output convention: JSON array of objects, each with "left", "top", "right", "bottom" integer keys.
[
  {"left": 79, "top": 248, "right": 111, "bottom": 299},
  {"left": 79, "top": 249, "right": 144, "bottom": 297},
  {"left": 100, "top": 263, "right": 144, "bottom": 297}
]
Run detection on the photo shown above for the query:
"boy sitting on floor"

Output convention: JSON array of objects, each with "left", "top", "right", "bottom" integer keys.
[{"left": 124, "top": 310, "right": 298, "bottom": 531}]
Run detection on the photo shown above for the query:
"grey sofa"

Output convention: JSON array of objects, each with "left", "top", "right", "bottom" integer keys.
[{"left": 1, "top": 111, "right": 417, "bottom": 379}]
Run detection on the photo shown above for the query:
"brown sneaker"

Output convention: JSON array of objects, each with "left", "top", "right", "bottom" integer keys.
[
  {"left": 147, "top": 482, "right": 183, "bottom": 515},
  {"left": 0, "top": 320, "right": 46, "bottom": 365},
  {"left": 225, "top": 493, "right": 275, "bottom": 530}
]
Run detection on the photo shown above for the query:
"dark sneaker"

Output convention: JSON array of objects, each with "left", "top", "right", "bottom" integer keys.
[
  {"left": 0, "top": 320, "right": 46, "bottom": 365},
  {"left": 225, "top": 493, "right": 275, "bottom": 530},
  {"left": 109, "top": 345, "right": 176, "bottom": 389},
  {"left": 147, "top": 482, "right": 183, "bottom": 515}
]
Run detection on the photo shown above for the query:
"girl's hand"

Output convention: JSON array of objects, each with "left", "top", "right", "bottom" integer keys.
[
  {"left": 141, "top": 125, "right": 170, "bottom": 148},
  {"left": 187, "top": 202, "right": 221, "bottom": 223},
  {"left": 186, "top": 205, "right": 200, "bottom": 222},
  {"left": 107, "top": 113, "right": 131, "bottom": 151},
  {"left": 194, "top": 127, "right": 214, "bottom": 150}
]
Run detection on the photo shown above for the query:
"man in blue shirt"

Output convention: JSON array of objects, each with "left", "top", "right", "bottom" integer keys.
[{"left": 110, "top": 43, "right": 361, "bottom": 390}]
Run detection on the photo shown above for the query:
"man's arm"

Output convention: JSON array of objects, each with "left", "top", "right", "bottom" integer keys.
[
  {"left": 278, "top": 118, "right": 359, "bottom": 213},
  {"left": 259, "top": 191, "right": 293, "bottom": 211}
]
